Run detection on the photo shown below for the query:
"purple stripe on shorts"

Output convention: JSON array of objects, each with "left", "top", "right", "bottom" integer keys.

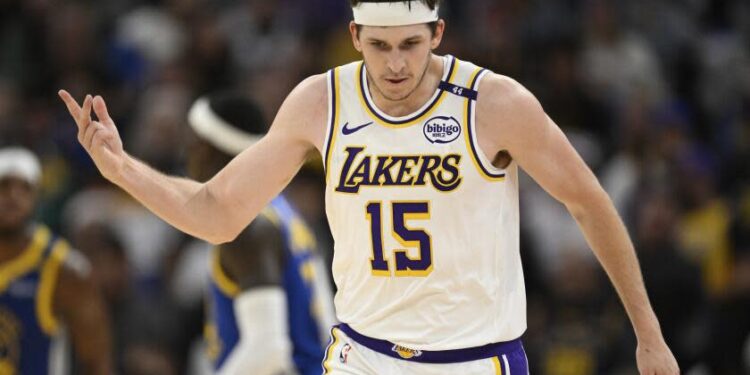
[{"left": 337, "top": 323, "right": 524, "bottom": 364}]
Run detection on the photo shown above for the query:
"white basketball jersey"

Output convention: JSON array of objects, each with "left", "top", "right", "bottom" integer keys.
[{"left": 322, "top": 55, "right": 526, "bottom": 351}]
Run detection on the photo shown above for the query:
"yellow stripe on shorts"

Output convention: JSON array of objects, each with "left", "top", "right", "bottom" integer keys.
[
  {"left": 493, "top": 356, "right": 503, "bottom": 375},
  {"left": 322, "top": 327, "right": 341, "bottom": 374}
]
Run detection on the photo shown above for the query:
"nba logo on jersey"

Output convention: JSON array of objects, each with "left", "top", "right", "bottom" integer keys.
[
  {"left": 391, "top": 344, "right": 423, "bottom": 359},
  {"left": 423, "top": 116, "right": 461, "bottom": 144},
  {"left": 339, "top": 343, "right": 352, "bottom": 364}
]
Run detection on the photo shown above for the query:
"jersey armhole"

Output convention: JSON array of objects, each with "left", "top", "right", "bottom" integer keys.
[
  {"left": 463, "top": 68, "right": 507, "bottom": 182},
  {"left": 211, "top": 249, "right": 241, "bottom": 298},
  {"left": 36, "top": 239, "right": 70, "bottom": 336},
  {"left": 322, "top": 67, "right": 341, "bottom": 183}
]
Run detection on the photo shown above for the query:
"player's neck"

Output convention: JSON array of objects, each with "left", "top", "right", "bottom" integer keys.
[
  {"left": 367, "top": 54, "right": 444, "bottom": 117},
  {"left": 0, "top": 226, "right": 32, "bottom": 262}
]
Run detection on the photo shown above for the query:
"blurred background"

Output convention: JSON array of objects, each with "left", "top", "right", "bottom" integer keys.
[{"left": 1, "top": 0, "right": 749, "bottom": 374}]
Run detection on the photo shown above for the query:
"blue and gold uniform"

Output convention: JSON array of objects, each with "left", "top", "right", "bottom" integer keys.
[
  {"left": 0, "top": 225, "right": 69, "bottom": 375},
  {"left": 205, "top": 195, "right": 335, "bottom": 375}
]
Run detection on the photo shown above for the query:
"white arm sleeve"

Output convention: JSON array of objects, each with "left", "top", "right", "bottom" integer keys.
[{"left": 216, "top": 287, "right": 296, "bottom": 375}]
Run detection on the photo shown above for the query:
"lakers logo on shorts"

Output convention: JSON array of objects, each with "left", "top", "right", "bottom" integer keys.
[{"left": 391, "top": 344, "right": 423, "bottom": 359}]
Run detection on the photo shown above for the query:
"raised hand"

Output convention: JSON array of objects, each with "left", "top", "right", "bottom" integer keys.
[{"left": 58, "top": 91, "right": 126, "bottom": 182}]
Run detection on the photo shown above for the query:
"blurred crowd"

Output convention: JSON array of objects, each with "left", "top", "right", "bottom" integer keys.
[{"left": 1, "top": 0, "right": 749, "bottom": 374}]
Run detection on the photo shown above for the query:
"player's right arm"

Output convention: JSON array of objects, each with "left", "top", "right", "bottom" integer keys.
[{"left": 58, "top": 75, "right": 328, "bottom": 244}]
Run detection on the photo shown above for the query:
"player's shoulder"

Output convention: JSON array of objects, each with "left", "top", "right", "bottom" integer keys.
[
  {"left": 476, "top": 72, "right": 546, "bottom": 129},
  {"left": 288, "top": 73, "right": 329, "bottom": 106},
  {"left": 50, "top": 240, "right": 93, "bottom": 286},
  {"left": 281, "top": 73, "right": 330, "bottom": 123},
  {"left": 477, "top": 72, "right": 541, "bottom": 114},
  {"left": 473, "top": 72, "right": 548, "bottom": 147},
  {"left": 30, "top": 227, "right": 91, "bottom": 282},
  {"left": 274, "top": 73, "right": 329, "bottom": 123},
  {"left": 271, "top": 73, "right": 330, "bottom": 147}
]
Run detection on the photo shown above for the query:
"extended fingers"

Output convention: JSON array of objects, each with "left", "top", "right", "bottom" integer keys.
[
  {"left": 92, "top": 96, "right": 110, "bottom": 121},
  {"left": 79, "top": 95, "right": 92, "bottom": 127},
  {"left": 92, "top": 95, "right": 116, "bottom": 129},
  {"left": 58, "top": 90, "right": 83, "bottom": 122}
]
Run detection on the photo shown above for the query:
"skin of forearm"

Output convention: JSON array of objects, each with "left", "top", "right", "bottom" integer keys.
[
  {"left": 113, "top": 153, "right": 236, "bottom": 244},
  {"left": 566, "top": 188, "right": 662, "bottom": 341}
]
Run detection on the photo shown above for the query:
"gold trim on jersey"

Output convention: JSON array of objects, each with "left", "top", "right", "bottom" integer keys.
[
  {"left": 210, "top": 250, "right": 240, "bottom": 298},
  {"left": 289, "top": 217, "right": 317, "bottom": 254},
  {"left": 324, "top": 67, "right": 342, "bottom": 183},
  {"left": 0, "top": 226, "right": 51, "bottom": 293},
  {"left": 37, "top": 239, "right": 70, "bottom": 335},
  {"left": 203, "top": 322, "right": 223, "bottom": 363},
  {"left": 260, "top": 206, "right": 282, "bottom": 227},
  {"left": 356, "top": 55, "right": 458, "bottom": 128},
  {"left": 462, "top": 66, "right": 506, "bottom": 182}
]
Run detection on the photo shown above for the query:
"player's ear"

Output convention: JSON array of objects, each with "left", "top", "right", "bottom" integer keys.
[
  {"left": 350, "top": 21, "right": 363, "bottom": 52},
  {"left": 430, "top": 19, "right": 445, "bottom": 50}
]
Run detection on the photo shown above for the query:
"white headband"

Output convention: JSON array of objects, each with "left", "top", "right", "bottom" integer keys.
[
  {"left": 353, "top": 2, "right": 439, "bottom": 26},
  {"left": 187, "top": 98, "right": 263, "bottom": 156},
  {"left": 0, "top": 147, "right": 41, "bottom": 185}
]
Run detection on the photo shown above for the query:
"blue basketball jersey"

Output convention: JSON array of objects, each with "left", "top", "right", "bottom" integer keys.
[
  {"left": 0, "top": 225, "right": 70, "bottom": 375},
  {"left": 205, "top": 195, "right": 335, "bottom": 375}
]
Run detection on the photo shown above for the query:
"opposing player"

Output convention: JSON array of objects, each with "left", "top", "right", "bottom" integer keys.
[
  {"left": 0, "top": 147, "right": 111, "bottom": 374},
  {"left": 186, "top": 93, "right": 336, "bottom": 375},
  {"left": 58, "top": 0, "right": 679, "bottom": 373}
]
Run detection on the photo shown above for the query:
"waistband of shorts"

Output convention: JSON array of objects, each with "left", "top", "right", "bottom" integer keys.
[{"left": 336, "top": 323, "right": 523, "bottom": 364}]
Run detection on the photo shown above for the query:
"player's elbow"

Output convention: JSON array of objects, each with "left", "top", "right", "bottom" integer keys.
[
  {"left": 205, "top": 226, "right": 243, "bottom": 245},
  {"left": 199, "top": 183, "right": 250, "bottom": 245},
  {"left": 201, "top": 216, "right": 246, "bottom": 245}
]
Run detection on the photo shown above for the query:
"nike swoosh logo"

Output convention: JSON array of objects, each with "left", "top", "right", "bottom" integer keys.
[{"left": 342, "top": 121, "right": 374, "bottom": 135}]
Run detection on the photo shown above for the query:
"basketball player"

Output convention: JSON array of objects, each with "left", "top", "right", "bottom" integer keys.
[
  {"left": 185, "top": 93, "right": 335, "bottom": 375},
  {"left": 0, "top": 147, "right": 111, "bottom": 374},
  {"left": 58, "top": 0, "right": 679, "bottom": 373}
]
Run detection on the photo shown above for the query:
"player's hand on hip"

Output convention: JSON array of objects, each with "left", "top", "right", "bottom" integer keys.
[
  {"left": 58, "top": 90, "right": 126, "bottom": 182},
  {"left": 636, "top": 337, "right": 680, "bottom": 375}
]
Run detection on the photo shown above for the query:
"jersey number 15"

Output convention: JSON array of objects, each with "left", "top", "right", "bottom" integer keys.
[{"left": 366, "top": 201, "right": 432, "bottom": 277}]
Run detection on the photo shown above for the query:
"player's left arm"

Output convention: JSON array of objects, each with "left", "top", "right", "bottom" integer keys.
[
  {"left": 54, "top": 249, "right": 113, "bottom": 375},
  {"left": 477, "top": 73, "right": 679, "bottom": 375}
]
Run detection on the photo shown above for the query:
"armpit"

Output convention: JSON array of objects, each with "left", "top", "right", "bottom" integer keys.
[{"left": 492, "top": 150, "right": 513, "bottom": 169}]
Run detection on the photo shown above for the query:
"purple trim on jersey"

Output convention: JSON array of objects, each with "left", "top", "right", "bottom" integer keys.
[
  {"left": 466, "top": 69, "right": 506, "bottom": 179},
  {"left": 359, "top": 56, "right": 456, "bottom": 125},
  {"left": 438, "top": 81, "right": 478, "bottom": 100},
  {"left": 337, "top": 323, "right": 523, "bottom": 364}
]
